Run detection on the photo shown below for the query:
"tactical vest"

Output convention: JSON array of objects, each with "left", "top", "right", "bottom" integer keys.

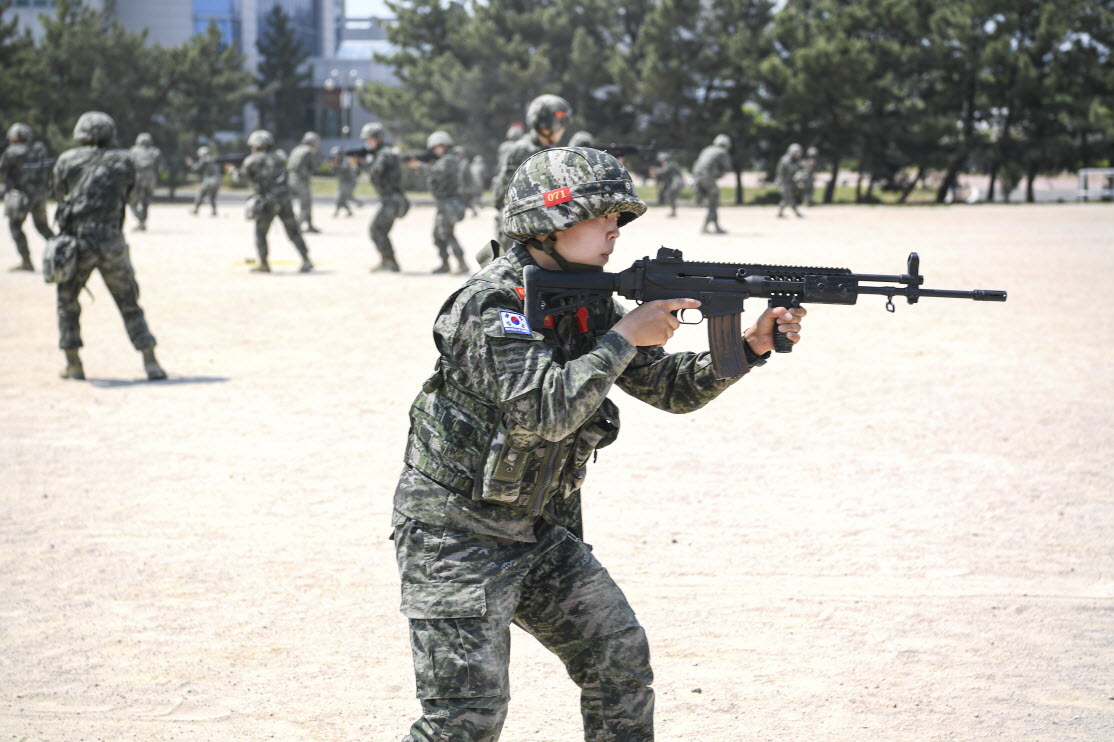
[{"left": 404, "top": 279, "right": 620, "bottom": 517}]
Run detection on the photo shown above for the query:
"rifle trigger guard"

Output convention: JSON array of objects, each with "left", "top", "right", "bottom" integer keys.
[{"left": 677, "top": 307, "right": 703, "bottom": 325}]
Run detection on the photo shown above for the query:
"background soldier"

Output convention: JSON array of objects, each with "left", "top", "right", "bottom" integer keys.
[
  {"left": 798, "top": 145, "right": 819, "bottom": 207},
  {"left": 422, "top": 130, "right": 469, "bottom": 275},
  {"left": 127, "top": 132, "right": 161, "bottom": 231},
  {"left": 776, "top": 142, "right": 805, "bottom": 218},
  {"left": 360, "top": 122, "right": 408, "bottom": 273},
  {"left": 493, "top": 122, "right": 524, "bottom": 186},
  {"left": 288, "top": 131, "right": 322, "bottom": 233},
  {"left": 240, "top": 128, "right": 313, "bottom": 274},
  {"left": 1, "top": 122, "right": 54, "bottom": 271},
  {"left": 188, "top": 145, "right": 223, "bottom": 216},
  {"left": 568, "top": 130, "right": 594, "bottom": 148},
  {"left": 330, "top": 146, "right": 362, "bottom": 217},
  {"left": 488, "top": 94, "right": 572, "bottom": 257},
  {"left": 655, "top": 151, "right": 683, "bottom": 217},
  {"left": 459, "top": 149, "right": 483, "bottom": 217},
  {"left": 51, "top": 111, "right": 165, "bottom": 381},
  {"left": 392, "top": 146, "right": 805, "bottom": 739},
  {"left": 692, "top": 133, "right": 732, "bottom": 233}
]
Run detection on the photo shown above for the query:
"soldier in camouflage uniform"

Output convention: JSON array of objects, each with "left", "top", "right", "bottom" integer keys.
[
  {"left": 488, "top": 95, "right": 571, "bottom": 258},
  {"left": 1, "top": 122, "right": 54, "bottom": 271},
  {"left": 127, "top": 132, "right": 161, "bottom": 231},
  {"left": 240, "top": 129, "right": 313, "bottom": 274},
  {"left": 776, "top": 143, "right": 804, "bottom": 218},
  {"left": 361, "top": 122, "right": 409, "bottom": 273},
  {"left": 189, "top": 145, "right": 223, "bottom": 216},
  {"left": 52, "top": 112, "right": 165, "bottom": 381},
  {"left": 330, "top": 146, "right": 363, "bottom": 217},
  {"left": 692, "top": 133, "right": 732, "bottom": 234},
  {"left": 568, "top": 130, "right": 594, "bottom": 148},
  {"left": 492, "top": 123, "right": 524, "bottom": 190},
  {"left": 422, "top": 131, "right": 469, "bottom": 275},
  {"left": 798, "top": 146, "right": 819, "bottom": 207},
  {"left": 288, "top": 131, "right": 322, "bottom": 233},
  {"left": 654, "top": 151, "right": 683, "bottom": 217},
  {"left": 459, "top": 150, "right": 483, "bottom": 217},
  {"left": 392, "top": 146, "right": 807, "bottom": 741}
]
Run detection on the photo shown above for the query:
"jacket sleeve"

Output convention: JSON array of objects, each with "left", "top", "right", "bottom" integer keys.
[
  {"left": 443, "top": 288, "right": 637, "bottom": 442},
  {"left": 612, "top": 301, "right": 742, "bottom": 414}
]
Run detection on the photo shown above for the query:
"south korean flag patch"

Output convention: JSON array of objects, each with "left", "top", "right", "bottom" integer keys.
[{"left": 499, "top": 310, "right": 533, "bottom": 336}]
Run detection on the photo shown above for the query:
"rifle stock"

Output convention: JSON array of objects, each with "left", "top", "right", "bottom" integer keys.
[{"left": 524, "top": 247, "right": 1007, "bottom": 380}]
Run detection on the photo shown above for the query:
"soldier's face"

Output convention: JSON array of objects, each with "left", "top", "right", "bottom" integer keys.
[{"left": 552, "top": 212, "right": 621, "bottom": 267}]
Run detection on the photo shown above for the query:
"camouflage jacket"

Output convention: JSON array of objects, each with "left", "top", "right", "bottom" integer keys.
[
  {"left": 657, "top": 160, "right": 683, "bottom": 188},
  {"left": 776, "top": 153, "right": 800, "bottom": 188},
  {"left": 287, "top": 144, "right": 318, "bottom": 187},
  {"left": 52, "top": 145, "right": 135, "bottom": 233},
  {"left": 128, "top": 144, "right": 161, "bottom": 184},
  {"left": 1, "top": 142, "right": 52, "bottom": 200},
  {"left": 428, "top": 148, "right": 462, "bottom": 201},
  {"left": 242, "top": 150, "right": 291, "bottom": 203},
  {"left": 190, "top": 154, "right": 222, "bottom": 184},
  {"left": 395, "top": 243, "right": 745, "bottom": 542},
  {"left": 367, "top": 146, "right": 404, "bottom": 196},
  {"left": 491, "top": 132, "right": 546, "bottom": 209},
  {"left": 692, "top": 144, "right": 731, "bottom": 182},
  {"left": 336, "top": 159, "right": 358, "bottom": 188}
]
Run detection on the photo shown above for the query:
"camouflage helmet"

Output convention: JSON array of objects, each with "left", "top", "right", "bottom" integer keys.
[
  {"left": 197, "top": 145, "right": 211, "bottom": 158},
  {"left": 73, "top": 111, "right": 116, "bottom": 145},
  {"left": 360, "top": 122, "right": 386, "bottom": 141},
  {"left": 806, "top": 146, "right": 818, "bottom": 157},
  {"left": 301, "top": 131, "right": 321, "bottom": 147},
  {"left": 426, "top": 130, "right": 454, "bottom": 149},
  {"left": 568, "top": 130, "right": 594, "bottom": 148},
  {"left": 788, "top": 142, "right": 803, "bottom": 156},
  {"left": 247, "top": 129, "right": 274, "bottom": 149},
  {"left": 505, "top": 122, "right": 525, "bottom": 140},
  {"left": 7, "top": 122, "right": 33, "bottom": 143},
  {"left": 502, "top": 147, "right": 646, "bottom": 243},
  {"left": 525, "top": 94, "right": 572, "bottom": 134},
  {"left": 713, "top": 133, "right": 731, "bottom": 149},
  {"left": 135, "top": 132, "right": 154, "bottom": 146}
]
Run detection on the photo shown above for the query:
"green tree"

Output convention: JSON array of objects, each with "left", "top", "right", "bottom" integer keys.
[
  {"left": 0, "top": 1, "right": 37, "bottom": 129},
  {"left": 256, "top": 2, "right": 312, "bottom": 143}
]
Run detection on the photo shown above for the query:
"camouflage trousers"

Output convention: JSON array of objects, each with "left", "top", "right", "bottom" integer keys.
[
  {"left": 335, "top": 183, "right": 361, "bottom": 215},
  {"left": 660, "top": 181, "right": 681, "bottom": 214},
  {"left": 394, "top": 517, "right": 654, "bottom": 742},
  {"left": 370, "top": 193, "right": 408, "bottom": 261},
  {"left": 291, "top": 181, "right": 315, "bottom": 228},
  {"left": 694, "top": 176, "right": 720, "bottom": 225},
  {"left": 7, "top": 194, "right": 53, "bottom": 263},
  {"left": 779, "top": 183, "right": 798, "bottom": 209},
  {"left": 433, "top": 197, "right": 465, "bottom": 261},
  {"left": 255, "top": 200, "right": 309, "bottom": 262},
  {"left": 194, "top": 178, "right": 220, "bottom": 214},
  {"left": 57, "top": 230, "right": 156, "bottom": 351},
  {"left": 130, "top": 176, "right": 156, "bottom": 226}
]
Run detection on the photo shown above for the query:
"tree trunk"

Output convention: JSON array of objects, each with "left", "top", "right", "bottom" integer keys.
[
  {"left": 898, "top": 166, "right": 924, "bottom": 204},
  {"left": 1025, "top": 168, "right": 1037, "bottom": 203},
  {"left": 987, "top": 161, "right": 999, "bottom": 202},
  {"left": 854, "top": 170, "right": 864, "bottom": 203},
  {"left": 823, "top": 160, "right": 839, "bottom": 204},
  {"left": 734, "top": 168, "right": 744, "bottom": 206}
]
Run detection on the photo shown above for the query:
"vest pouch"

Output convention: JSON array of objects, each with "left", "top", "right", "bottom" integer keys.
[
  {"left": 4, "top": 190, "right": 29, "bottom": 220},
  {"left": 567, "top": 398, "right": 621, "bottom": 493},
  {"left": 473, "top": 415, "right": 539, "bottom": 506},
  {"left": 42, "top": 234, "right": 80, "bottom": 284}
]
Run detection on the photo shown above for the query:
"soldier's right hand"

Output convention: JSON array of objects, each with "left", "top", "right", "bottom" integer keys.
[{"left": 613, "top": 298, "right": 700, "bottom": 347}]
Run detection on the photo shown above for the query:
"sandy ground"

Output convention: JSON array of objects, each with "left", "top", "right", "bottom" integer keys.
[{"left": 2, "top": 198, "right": 1112, "bottom": 742}]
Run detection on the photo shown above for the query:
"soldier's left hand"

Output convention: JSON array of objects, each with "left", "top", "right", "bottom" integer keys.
[{"left": 744, "top": 306, "right": 807, "bottom": 355}]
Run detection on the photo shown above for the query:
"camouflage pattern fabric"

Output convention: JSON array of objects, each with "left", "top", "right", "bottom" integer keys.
[
  {"left": 490, "top": 132, "right": 547, "bottom": 250},
  {"left": 191, "top": 154, "right": 222, "bottom": 215},
  {"left": 776, "top": 152, "right": 801, "bottom": 208},
  {"left": 287, "top": 143, "right": 318, "bottom": 228},
  {"left": 393, "top": 516, "right": 653, "bottom": 742},
  {"left": 51, "top": 145, "right": 155, "bottom": 350},
  {"left": 128, "top": 143, "right": 161, "bottom": 227},
  {"left": 692, "top": 143, "right": 731, "bottom": 227},
  {"left": 656, "top": 159, "right": 683, "bottom": 214},
  {"left": 1, "top": 141, "right": 54, "bottom": 264},
  {"left": 429, "top": 149, "right": 466, "bottom": 261},
  {"left": 797, "top": 155, "right": 817, "bottom": 206},
  {"left": 334, "top": 159, "right": 361, "bottom": 215},
  {"left": 366, "top": 147, "right": 407, "bottom": 262},
  {"left": 242, "top": 150, "right": 308, "bottom": 262}
]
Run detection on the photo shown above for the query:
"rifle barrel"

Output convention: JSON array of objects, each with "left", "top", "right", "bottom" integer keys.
[{"left": 855, "top": 286, "right": 1008, "bottom": 301}]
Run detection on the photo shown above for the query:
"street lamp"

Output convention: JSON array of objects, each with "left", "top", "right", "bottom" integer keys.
[{"left": 329, "top": 68, "right": 364, "bottom": 141}]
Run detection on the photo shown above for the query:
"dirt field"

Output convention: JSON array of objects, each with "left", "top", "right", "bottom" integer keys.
[{"left": 2, "top": 199, "right": 1112, "bottom": 742}]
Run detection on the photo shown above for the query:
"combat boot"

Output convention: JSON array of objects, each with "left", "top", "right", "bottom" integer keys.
[
  {"left": 431, "top": 260, "right": 451, "bottom": 274},
  {"left": 304, "top": 223, "right": 321, "bottom": 234},
  {"left": 9, "top": 258, "right": 34, "bottom": 272},
  {"left": 60, "top": 349, "right": 85, "bottom": 380},
  {"left": 712, "top": 223, "right": 727, "bottom": 234},
  {"left": 142, "top": 348, "right": 167, "bottom": 381},
  {"left": 251, "top": 259, "right": 271, "bottom": 273},
  {"left": 454, "top": 257, "right": 470, "bottom": 275},
  {"left": 299, "top": 256, "right": 314, "bottom": 273}
]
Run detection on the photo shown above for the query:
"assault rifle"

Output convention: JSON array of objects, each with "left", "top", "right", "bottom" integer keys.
[
  {"left": 598, "top": 142, "right": 657, "bottom": 159},
  {"left": 523, "top": 247, "right": 1007, "bottom": 379},
  {"left": 214, "top": 152, "right": 248, "bottom": 167},
  {"left": 404, "top": 150, "right": 437, "bottom": 164},
  {"left": 344, "top": 146, "right": 375, "bottom": 158}
]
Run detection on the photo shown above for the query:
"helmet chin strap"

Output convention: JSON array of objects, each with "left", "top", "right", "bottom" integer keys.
[{"left": 526, "top": 236, "right": 602, "bottom": 273}]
